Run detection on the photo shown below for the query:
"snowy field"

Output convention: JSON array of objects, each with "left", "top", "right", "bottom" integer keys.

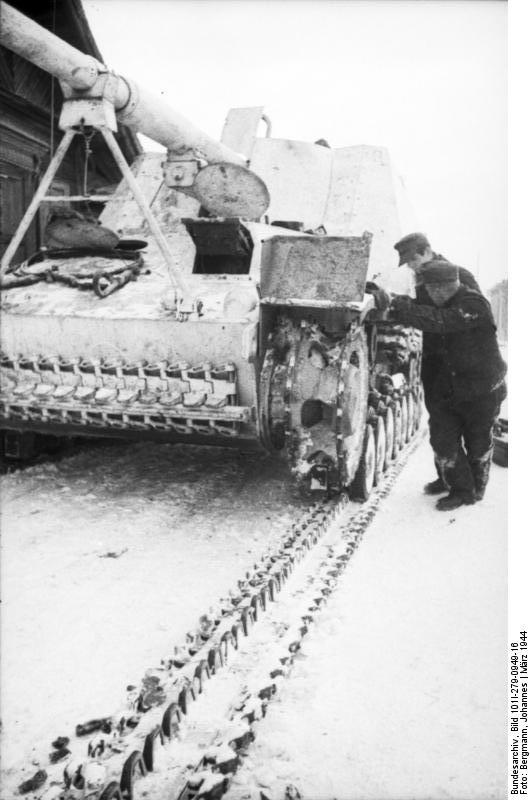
[{"left": 0, "top": 433, "right": 507, "bottom": 799}]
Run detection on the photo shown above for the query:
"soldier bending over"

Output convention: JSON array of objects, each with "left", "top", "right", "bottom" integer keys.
[
  {"left": 371, "top": 262, "right": 506, "bottom": 511},
  {"left": 392, "top": 232, "right": 485, "bottom": 493}
]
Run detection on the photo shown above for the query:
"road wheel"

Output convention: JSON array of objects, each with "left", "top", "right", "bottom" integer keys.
[
  {"left": 143, "top": 726, "right": 164, "bottom": 772},
  {"left": 415, "top": 385, "right": 424, "bottom": 430},
  {"left": 372, "top": 414, "right": 386, "bottom": 485},
  {"left": 400, "top": 395, "right": 409, "bottom": 444},
  {"left": 350, "top": 424, "right": 376, "bottom": 501},
  {"left": 161, "top": 703, "right": 181, "bottom": 740},
  {"left": 177, "top": 684, "right": 195, "bottom": 715},
  {"left": 406, "top": 392, "right": 415, "bottom": 440},
  {"left": 338, "top": 331, "right": 370, "bottom": 491},
  {"left": 392, "top": 401, "right": 402, "bottom": 458},
  {"left": 383, "top": 404, "right": 395, "bottom": 470}
]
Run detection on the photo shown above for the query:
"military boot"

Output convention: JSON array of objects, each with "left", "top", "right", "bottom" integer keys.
[
  {"left": 438, "top": 449, "right": 476, "bottom": 506},
  {"left": 470, "top": 455, "right": 492, "bottom": 501},
  {"left": 436, "top": 491, "right": 476, "bottom": 511},
  {"left": 423, "top": 477, "right": 447, "bottom": 495},
  {"left": 424, "top": 458, "right": 448, "bottom": 494}
]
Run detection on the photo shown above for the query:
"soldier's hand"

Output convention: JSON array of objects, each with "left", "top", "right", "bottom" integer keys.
[
  {"left": 390, "top": 294, "right": 412, "bottom": 311},
  {"left": 365, "top": 281, "right": 391, "bottom": 311}
]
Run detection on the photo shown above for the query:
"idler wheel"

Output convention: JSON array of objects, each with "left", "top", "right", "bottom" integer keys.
[
  {"left": 258, "top": 319, "right": 302, "bottom": 453},
  {"left": 261, "top": 320, "right": 373, "bottom": 495},
  {"left": 285, "top": 324, "right": 370, "bottom": 493}
]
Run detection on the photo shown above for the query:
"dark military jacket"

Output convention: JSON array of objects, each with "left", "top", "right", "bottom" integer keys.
[
  {"left": 413, "top": 257, "right": 482, "bottom": 400},
  {"left": 390, "top": 286, "right": 506, "bottom": 402}
]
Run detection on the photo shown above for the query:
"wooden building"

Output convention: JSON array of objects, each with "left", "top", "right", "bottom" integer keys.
[{"left": 0, "top": 0, "right": 141, "bottom": 263}]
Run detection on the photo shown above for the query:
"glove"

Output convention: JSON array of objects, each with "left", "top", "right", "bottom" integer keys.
[
  {"left": 365, "top": 281, "right": 391, "bottom": 312},
  {"left": 391, "top": 294, "right": 413, "bottom": 311}
]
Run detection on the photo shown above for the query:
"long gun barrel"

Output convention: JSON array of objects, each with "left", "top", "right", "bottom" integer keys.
[{"left": 0, "top": 1, "right": 246, "bottom": 166}]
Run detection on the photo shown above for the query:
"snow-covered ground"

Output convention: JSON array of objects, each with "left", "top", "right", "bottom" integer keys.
[
  {"left": 227, "top": 436, "right": 508, "bottom": 800},
  {"left": 0, "top": 442, "right": 309, "bottom": 796},
  {"left": 0, "top": 433, "right": 507, "bottom": 799}
]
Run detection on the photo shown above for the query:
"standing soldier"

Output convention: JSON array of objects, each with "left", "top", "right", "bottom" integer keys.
[
  {"left": 393, "top": 232, "right": 483, "bottom": 494},
  {"left": 393, "top": 232, "right": 481, "bottom": 297},
  {"left": 384, "top": 262, "right": 506, "bottom": 510}
]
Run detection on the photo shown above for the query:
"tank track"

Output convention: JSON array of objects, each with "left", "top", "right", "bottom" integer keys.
[
  {"left": 177, "top": 429, "right": 426, "bottom": 800},
  {"left": 12, "top": 427, "right": 425, "bottom": 800}
]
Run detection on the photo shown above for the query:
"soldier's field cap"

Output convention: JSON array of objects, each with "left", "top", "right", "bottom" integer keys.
[
  {"left": 394, "top": 232, "right": 430, "bottom": 265},
  {"left": 421, "top": 261, "right": 459, "bottom": 284}
]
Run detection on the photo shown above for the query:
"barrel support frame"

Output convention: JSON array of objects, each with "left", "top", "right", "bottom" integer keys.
[{"left": 0, "top": 94, "right": 195, "bottom": 314}]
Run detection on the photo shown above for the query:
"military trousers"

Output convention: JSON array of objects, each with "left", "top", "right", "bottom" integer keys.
[{"left": 427, "top": 387, "right": 505, "bottom": 499}]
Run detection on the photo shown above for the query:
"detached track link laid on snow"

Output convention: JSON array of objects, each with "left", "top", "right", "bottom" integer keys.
[{"left": 20, "top": 430, "right": 425, "bottom": 800}]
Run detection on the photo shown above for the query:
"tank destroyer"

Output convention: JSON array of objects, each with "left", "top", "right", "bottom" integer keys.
[{"left": 0, "top": 0, "right": 421, "bottom": 497}]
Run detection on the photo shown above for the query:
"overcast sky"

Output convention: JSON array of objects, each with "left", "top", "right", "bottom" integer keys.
[{"left": 83, "top": 0, "right": 506, "bottom": 290}]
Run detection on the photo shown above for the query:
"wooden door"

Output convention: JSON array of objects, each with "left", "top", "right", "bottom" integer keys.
[{"left": 0, "top": 160, "right": 39, "bottom": 264}]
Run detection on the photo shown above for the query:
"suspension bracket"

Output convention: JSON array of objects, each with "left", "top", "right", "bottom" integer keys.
[
  {"left": 163, "top": 150, "right": 205, "bottom": 190},
  {"left": 59, "top": 71, "right": 120, "bottom": 131}
]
